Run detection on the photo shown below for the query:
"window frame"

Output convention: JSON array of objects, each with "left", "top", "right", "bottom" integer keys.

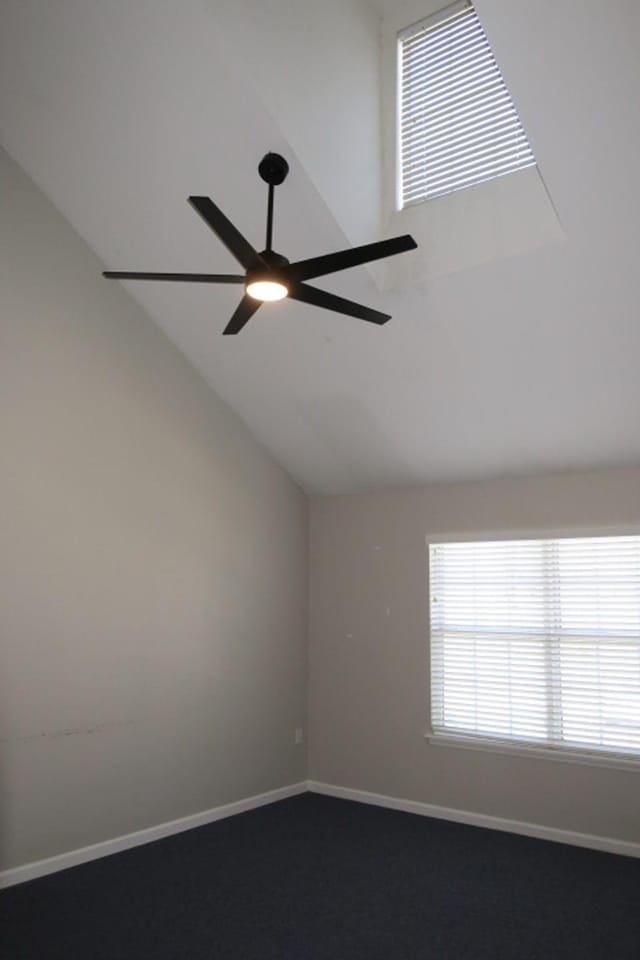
[
  {"left": 381, "top": 0, "right": 435, "bottom": 217},
  {"left": 425, "top": 526, "right": 640, "bottom": 772}
]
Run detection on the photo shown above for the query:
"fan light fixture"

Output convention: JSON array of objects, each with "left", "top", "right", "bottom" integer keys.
[{"left": 246, "top": 278, "right": 288, "bottom": 301}]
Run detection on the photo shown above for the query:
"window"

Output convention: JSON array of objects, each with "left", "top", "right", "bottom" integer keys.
[
  {"left": 429, "top": 536, "right": 640, "bottom": 763},
  {"left": 399, "top": 1, "right": 536, "bottom": 206}
]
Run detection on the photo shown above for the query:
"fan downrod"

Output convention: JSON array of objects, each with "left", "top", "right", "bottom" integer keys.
[{"left": 258, "top": 152, "right": 289, "bottom": 186}]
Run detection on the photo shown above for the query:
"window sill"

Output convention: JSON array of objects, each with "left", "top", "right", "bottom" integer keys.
[{"left": 425, "top": 732, "right": 640, "bottom": 772}]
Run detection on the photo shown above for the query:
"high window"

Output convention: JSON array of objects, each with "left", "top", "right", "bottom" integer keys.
[
  {"left": 429, "top": 536, "right": 640, "bottom": 763},
  {"left": 399, "top": 1, "right": 536, "bottom": 206}
]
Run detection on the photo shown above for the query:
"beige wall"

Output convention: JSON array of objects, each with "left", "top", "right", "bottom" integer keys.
[
  {"left": 309, "top": 469, "right": 640, "bottom": 842},
  {"left": 0, "top": 148, "right": 308, "bottom": 872}
]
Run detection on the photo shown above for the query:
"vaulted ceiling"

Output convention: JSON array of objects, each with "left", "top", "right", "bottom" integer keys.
[{"left": 2, "top": 0, "right": 639, "bottom": 493}]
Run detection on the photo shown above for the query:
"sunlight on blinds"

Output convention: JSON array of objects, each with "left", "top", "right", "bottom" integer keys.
[
  {"left": 399, "top": 2, "right": 536, "bottom": 205},
  {"left": 430, "top": 537, "right": 640, "bottom": 758}
]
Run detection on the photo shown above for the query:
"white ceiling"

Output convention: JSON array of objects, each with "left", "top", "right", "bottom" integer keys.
[{"left": 1, "top": 0, "right": 640, "bottom": 494}]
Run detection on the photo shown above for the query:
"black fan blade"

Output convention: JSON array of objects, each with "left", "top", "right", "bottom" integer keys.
[
  {"left": 288, "top": 281, "right": 390, "bottom": 325},
  {"left": 286, "top": 235, "right": 417, "bottom": 282},
  {"left": 103, "top": 272, "right": 245, "bottom": 283},
  {"left": 188, "top": 197, "right": 263, "bottom": 271},
  {"left": 223, "top": 295, "right": 261, "bottom": 336}
]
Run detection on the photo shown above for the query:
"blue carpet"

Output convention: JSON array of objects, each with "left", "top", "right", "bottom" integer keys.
[{"left": 2, "top": 793, "right": 639, "bottom": 958}]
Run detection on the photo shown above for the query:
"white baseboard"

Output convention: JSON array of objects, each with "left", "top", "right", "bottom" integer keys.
[
  {"left": 307, "top": 780, "right": 640, "bottom": 859},
  {"left": 3, "top": 778, "right": 637, "bottom": 890},
  {"left": 0, "top": 781, "right": 307, "bottom": 890}
]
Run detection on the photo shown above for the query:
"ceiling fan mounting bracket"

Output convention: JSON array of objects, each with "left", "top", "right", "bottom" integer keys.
[{"left": 258, "top": 152, "right": 289, "bottom": 186}]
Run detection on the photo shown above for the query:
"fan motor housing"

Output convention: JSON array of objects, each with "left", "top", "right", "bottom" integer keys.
[{"left": 255, "top": 250, "right": 289, "bottom": 272}]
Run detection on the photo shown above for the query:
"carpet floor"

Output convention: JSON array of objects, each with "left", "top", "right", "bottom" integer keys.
[{"left": 2, "top": 792, "right": 639, "bottom": 959}]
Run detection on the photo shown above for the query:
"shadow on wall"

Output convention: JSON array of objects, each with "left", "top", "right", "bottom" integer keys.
[{"left": 300, "top": 395, "right": 418, "bottom": 493}]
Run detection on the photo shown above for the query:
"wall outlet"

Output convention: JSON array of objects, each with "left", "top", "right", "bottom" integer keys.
[{"left": 294, "top": 727, "right": 304, "bottom": 745}]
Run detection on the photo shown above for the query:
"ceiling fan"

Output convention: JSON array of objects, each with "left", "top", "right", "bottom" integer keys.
[{"left": 103, "top": 153, "right": 417, "bottom": 335}]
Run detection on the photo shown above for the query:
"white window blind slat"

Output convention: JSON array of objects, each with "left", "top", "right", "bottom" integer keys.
[
  {"left": 429, "top": 536, "right": 640, "bottom": 759},
  {"left": 402, "top": 58, "right": 501, "bottom": 108},
  {"left": 399, "top": 2, "right": 535, "bottom": 205},
  {"left": 402, "top": 99, "right": 519, "bottom": 157},
  {"left": 402, "top": 113, "right": 518, "bottom": 170},
  {"left": 404, "top": 154, "right": 536, "bottom": 205},
  {"left": 401, "top": 20, "right": 487, "bottom": 71},
  {"left": 404, "top": 134, "right": 532, "bottom": 183},
  {"left": 400, "top": 4, "right": 476, "bottom": 54}
]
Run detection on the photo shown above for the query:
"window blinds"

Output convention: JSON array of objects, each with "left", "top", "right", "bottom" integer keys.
[
  {"left": 399, "top": 2, "right": 536, "bottom": 206},
  {"left": 429, "top": 536, "right": 640, "bottom": 759}
]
